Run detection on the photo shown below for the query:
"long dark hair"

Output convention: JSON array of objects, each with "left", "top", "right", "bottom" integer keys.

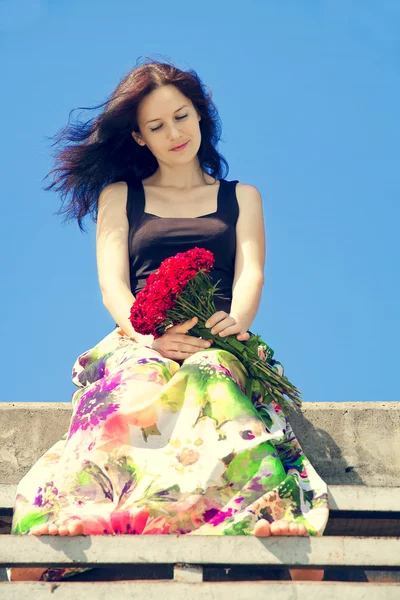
[{"left": 43, "top": 56, "right": 229, "bottom": 232}]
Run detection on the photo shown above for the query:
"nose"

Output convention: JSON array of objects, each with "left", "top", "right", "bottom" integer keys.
[{"left": 167, "top": 122, "right": 182, "bottom": 139}]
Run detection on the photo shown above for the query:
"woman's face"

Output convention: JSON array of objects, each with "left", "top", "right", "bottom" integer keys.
[{"left": 132, "top": 84, "right": 202, "bottom": 163}]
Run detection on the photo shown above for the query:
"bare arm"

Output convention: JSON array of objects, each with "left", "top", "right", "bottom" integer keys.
[
  {"left": 96, "top": 181, "right": 154, "bottom": 346},
  {"left": 229, "top": 183, "right": 266, "bottom": 332}
]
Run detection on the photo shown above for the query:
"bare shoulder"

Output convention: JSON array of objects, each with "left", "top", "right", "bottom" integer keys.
[
  {"left": 235, "top": 182, "right": 262, "bottom": 203},
  {"left": 98, "top": 180, "right": 128, "bottom": 210},
  {"left": 235, "top": 183, "right": 263, "bottom": 215},
  {"left": 96, "top": 181, "right": 130, "bottom": 239}
]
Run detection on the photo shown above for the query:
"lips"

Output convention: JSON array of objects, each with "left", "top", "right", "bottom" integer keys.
[{"left": 170, "top": 141, "right": 189, "bottom": 151}]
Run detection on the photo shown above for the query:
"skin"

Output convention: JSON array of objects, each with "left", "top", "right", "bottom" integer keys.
[{"left": 10, "top": 84, "right": 323, "bottom": 582}]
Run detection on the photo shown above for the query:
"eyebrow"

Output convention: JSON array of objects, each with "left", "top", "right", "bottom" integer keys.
[{"left": 145, "top": 104, "right": 189, "bottom": 125}]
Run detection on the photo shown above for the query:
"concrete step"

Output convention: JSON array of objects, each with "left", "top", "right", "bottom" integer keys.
[
  {"left": 2, "top": 534, "right": 400, "bottom": 569},
  {"left": 1, "top": 580, "right": 400, "bottom": 599}
]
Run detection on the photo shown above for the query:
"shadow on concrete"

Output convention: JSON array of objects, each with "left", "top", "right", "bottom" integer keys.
[{"left": 289, "top": 406, "right": 365, "bottom": 485}]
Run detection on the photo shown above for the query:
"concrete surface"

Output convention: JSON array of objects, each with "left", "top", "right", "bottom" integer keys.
[
  {"left": 4, "top": 534, "right": 400, "bottom": 567},
  {"left": 2, "top": 581, "right": 400, "bottom": 600},
  {"left": 0, "top": 402, "right": 399, "bottom": 486}
]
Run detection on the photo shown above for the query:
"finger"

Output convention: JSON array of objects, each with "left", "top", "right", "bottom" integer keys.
[
  {"left": 177, "top": 339, "right": 213, "bottom": 352},
  {"left": 182, "top": 335, "right": 214, "bottom": 349},
  {"left": 211, "top": 318, "right": 236, "bottom": 336},
  {"left": 184, "top": 316, "right": 198, "bottom": 325},
  {"left": 217, "top": 323, "right": 242, "bottom": 338},
  {"left": 168, "top": 316, "right": 198, "bottom": 334},
  {"left": 171, "top": 336, "right": 212, "bottom": 350},
  {"left": 236, "top": 332, "right": 250, "bottom": 341},
  {"left": 167, "top": 350, "right": 196, "bottom": 361},
  {"left": 181, "top": 316, "right": 198, "bottom": 332},
  {"left": 204, "top": 311, "right": 228, "bottom": 329},
  {"left": 193, "top": 336, "right": 214, "bottom": 349}
]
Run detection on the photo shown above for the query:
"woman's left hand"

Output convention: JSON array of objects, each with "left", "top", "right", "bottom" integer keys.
[{"left": 204, "top": 311, "right": 251, "bottom": 341}]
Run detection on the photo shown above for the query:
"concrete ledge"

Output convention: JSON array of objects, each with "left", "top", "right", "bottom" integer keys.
[
  {"left": 1, "top": 402, "right": 399, "bottom": 486},
  {"left": 2, "top": 581, "right": 400, "bottom": 600},
  {"left": 3, "top": 534, "right": 400, "bottom": 567}
]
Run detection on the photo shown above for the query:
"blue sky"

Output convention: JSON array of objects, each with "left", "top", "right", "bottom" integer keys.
[{"left": 1, "top": 0, "right": 399, "bottom": 404}]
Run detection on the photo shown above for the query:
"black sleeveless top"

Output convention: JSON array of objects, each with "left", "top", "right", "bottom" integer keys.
[{"left": 117, "top": 178, "right": 240, "bottom": 328}]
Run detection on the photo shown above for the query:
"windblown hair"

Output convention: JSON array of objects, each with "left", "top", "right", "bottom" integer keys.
[{"left": 43, "top": 56, "right": 229, "bottom": 232}]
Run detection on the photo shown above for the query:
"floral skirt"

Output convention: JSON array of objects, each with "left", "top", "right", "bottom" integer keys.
[{"left": 7, "top": 326, "right": 329, "bottom": 582}]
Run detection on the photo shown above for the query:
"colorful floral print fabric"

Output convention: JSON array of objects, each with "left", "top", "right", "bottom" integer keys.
[{"left": 8, "top": 326, "right": 329, "bottom": 581}]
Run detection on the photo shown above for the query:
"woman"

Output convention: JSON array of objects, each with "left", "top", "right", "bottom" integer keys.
[{"left": 8, "top": 58, "right": 328, "bottom": 583}]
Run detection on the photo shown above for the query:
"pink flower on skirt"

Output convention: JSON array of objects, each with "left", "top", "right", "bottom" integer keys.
[
  {"left": 97, "top": 414, "right": 130, "bottom": 452},
  {"left": 80, "top": 507, "right": 150, "bottom": 535}
]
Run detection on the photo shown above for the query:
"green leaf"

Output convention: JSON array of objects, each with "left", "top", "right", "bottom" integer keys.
[
  {"left": 13, "top": 510, "right": 51, "bottom": 535},
  {"left": 77, "top": 471, "right": 91, "bottom": 485}
]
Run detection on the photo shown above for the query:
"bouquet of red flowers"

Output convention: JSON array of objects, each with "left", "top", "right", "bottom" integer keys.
[{"left": 129, "top": 247, "right": 302, "bottom": 415}]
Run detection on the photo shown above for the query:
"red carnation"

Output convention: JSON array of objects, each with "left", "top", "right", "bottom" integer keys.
[{"left": 130, "top": 248, "right": 214, "bottom": 337}]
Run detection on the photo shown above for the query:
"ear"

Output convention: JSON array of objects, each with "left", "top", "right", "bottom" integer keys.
[{"left": 131, "top": 131, "right": 145, "bottom": 147}]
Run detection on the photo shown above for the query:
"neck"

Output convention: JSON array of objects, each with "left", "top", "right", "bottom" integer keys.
[{"left": 149, "top": 161, "right": 212, "bottom": 190}]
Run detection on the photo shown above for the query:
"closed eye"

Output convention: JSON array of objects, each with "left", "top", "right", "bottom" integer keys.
[{"left": 150, "top": 114, "right": 188, "bottom": 132}]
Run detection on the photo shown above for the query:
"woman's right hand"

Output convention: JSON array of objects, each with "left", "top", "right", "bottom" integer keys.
[{"left": 151, "top": 316, "right": 213, "bottom": 362}]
